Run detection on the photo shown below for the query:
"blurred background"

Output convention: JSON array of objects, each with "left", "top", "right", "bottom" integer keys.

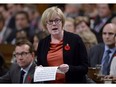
[{"left": 0, "top": 3, "right": 116, "bottom": 70}]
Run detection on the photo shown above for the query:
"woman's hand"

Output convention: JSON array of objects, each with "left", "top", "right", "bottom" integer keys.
[{"left": 58, "top": 64, "right": 69, "bottom": 73}]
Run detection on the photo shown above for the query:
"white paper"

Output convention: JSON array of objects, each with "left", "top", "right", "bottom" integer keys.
[
  {"left": 104, "top": 79, "right": 112, "bottom": 84},
  {"left": 34, "top": 66, "right": 58, "bottom": 82}
]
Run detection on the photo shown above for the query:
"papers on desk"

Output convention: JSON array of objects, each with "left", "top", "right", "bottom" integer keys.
[{"left": 34, "top": 66, "right": 58, "bottom": 82}]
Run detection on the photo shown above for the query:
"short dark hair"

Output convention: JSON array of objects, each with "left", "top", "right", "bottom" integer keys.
[
  {"left": 15, "top": 39, "right": 34, "bottom": 53},
  {"left": 15, "top": 11, "right": 29, "bottom": 23}
]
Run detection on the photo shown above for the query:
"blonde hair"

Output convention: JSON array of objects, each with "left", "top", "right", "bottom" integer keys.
[
  {"left": 78, "top": 29, "right": 98, "bottom": 49},
  {"left": 75, "top": 16, "right": 90, "bottom": 26},
  {"left": 65, "top": 17, "right": 75, "bottom": 23},
  {"left": 41, "top": 6, "right": 65, "bottom": 30}
]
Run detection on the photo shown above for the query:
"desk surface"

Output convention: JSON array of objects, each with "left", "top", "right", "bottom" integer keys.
[{"left": 88, "top": 67, "right": 116, "bottom": 83}]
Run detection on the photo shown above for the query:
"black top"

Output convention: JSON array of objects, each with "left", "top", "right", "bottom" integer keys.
[{"left": 37, "top": 31, "right": 88, "bottom": 83}]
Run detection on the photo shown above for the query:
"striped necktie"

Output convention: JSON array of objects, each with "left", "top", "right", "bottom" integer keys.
[{"left": 102, "top": 50, "right": 111, "bottom": 75}]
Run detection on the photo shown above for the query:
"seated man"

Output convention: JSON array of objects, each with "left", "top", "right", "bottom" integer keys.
[
  {"left": 0, "top": 40, "right": 36, "bottom": 83},
  {"left": 88, "top": 23, "right": 116, "bottom": 75},
  {"left": 104, "top": 32, "right": 116, "bottom": 82}
]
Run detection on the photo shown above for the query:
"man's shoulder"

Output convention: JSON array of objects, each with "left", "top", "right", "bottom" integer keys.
[
  {"left": 91, "top": 43, "right": 104, "bottom": 49},
  {"left": 10, "top": 63, "right": 20, "bottom": 70},
  {"left": 89, "top": 43, "right": 105, "bottom": 54}
]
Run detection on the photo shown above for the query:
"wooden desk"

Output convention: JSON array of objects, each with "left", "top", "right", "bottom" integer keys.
[
  {"left": 88, "top": 67, "right": 103, "bottom": 83},
  {"left": 88, "top": 67, "right": 116, "bottom": 83}
]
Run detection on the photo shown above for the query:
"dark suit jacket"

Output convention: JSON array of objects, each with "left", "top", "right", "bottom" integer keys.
[
  {"left": 0, "top": 62, "right": 36, "bottom": 83},
  {"left": 37, "top": 31, "right": 88, "bottom": 83},
  {"left": 88, "top": 43, "right": 115, "bottom": 67},
  {"left": 2, "top": 28, "right": 13, "bottom": 43}
]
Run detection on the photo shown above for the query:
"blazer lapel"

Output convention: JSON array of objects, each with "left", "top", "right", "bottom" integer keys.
[
  {"left": 63, "top": 31, "right": 72, "bottom": 64},
  {"left": 43, "top": 35, "right": 51, "bottom": 66},
  {"left": 24, "top": 62, "right": 36, "bottom": 83},
  {"left": 25, "top": 73, "right": 33, "bottom": 83},
  {"left": 99, "top": 44, "right": 105, "bottom": 64}
]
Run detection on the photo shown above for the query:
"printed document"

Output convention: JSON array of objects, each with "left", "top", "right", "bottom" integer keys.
[{"left": 34, "top": 67, "right": 58, "bottom": 82}]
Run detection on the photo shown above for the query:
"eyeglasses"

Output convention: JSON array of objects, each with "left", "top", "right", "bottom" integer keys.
[
  {"left": 13, "top": 52, "right": 30, "bottom": 58},
  {"left": 46, "top": 18, "right": 62, "bottom": 25}
]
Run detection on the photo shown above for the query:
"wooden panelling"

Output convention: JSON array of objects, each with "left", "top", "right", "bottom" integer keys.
[
  {"left": 37, "top": 4, "right": 49, "bottom": 15},
  {"left": 0, "top": 44, "right": 15, "bottom": 67}
]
